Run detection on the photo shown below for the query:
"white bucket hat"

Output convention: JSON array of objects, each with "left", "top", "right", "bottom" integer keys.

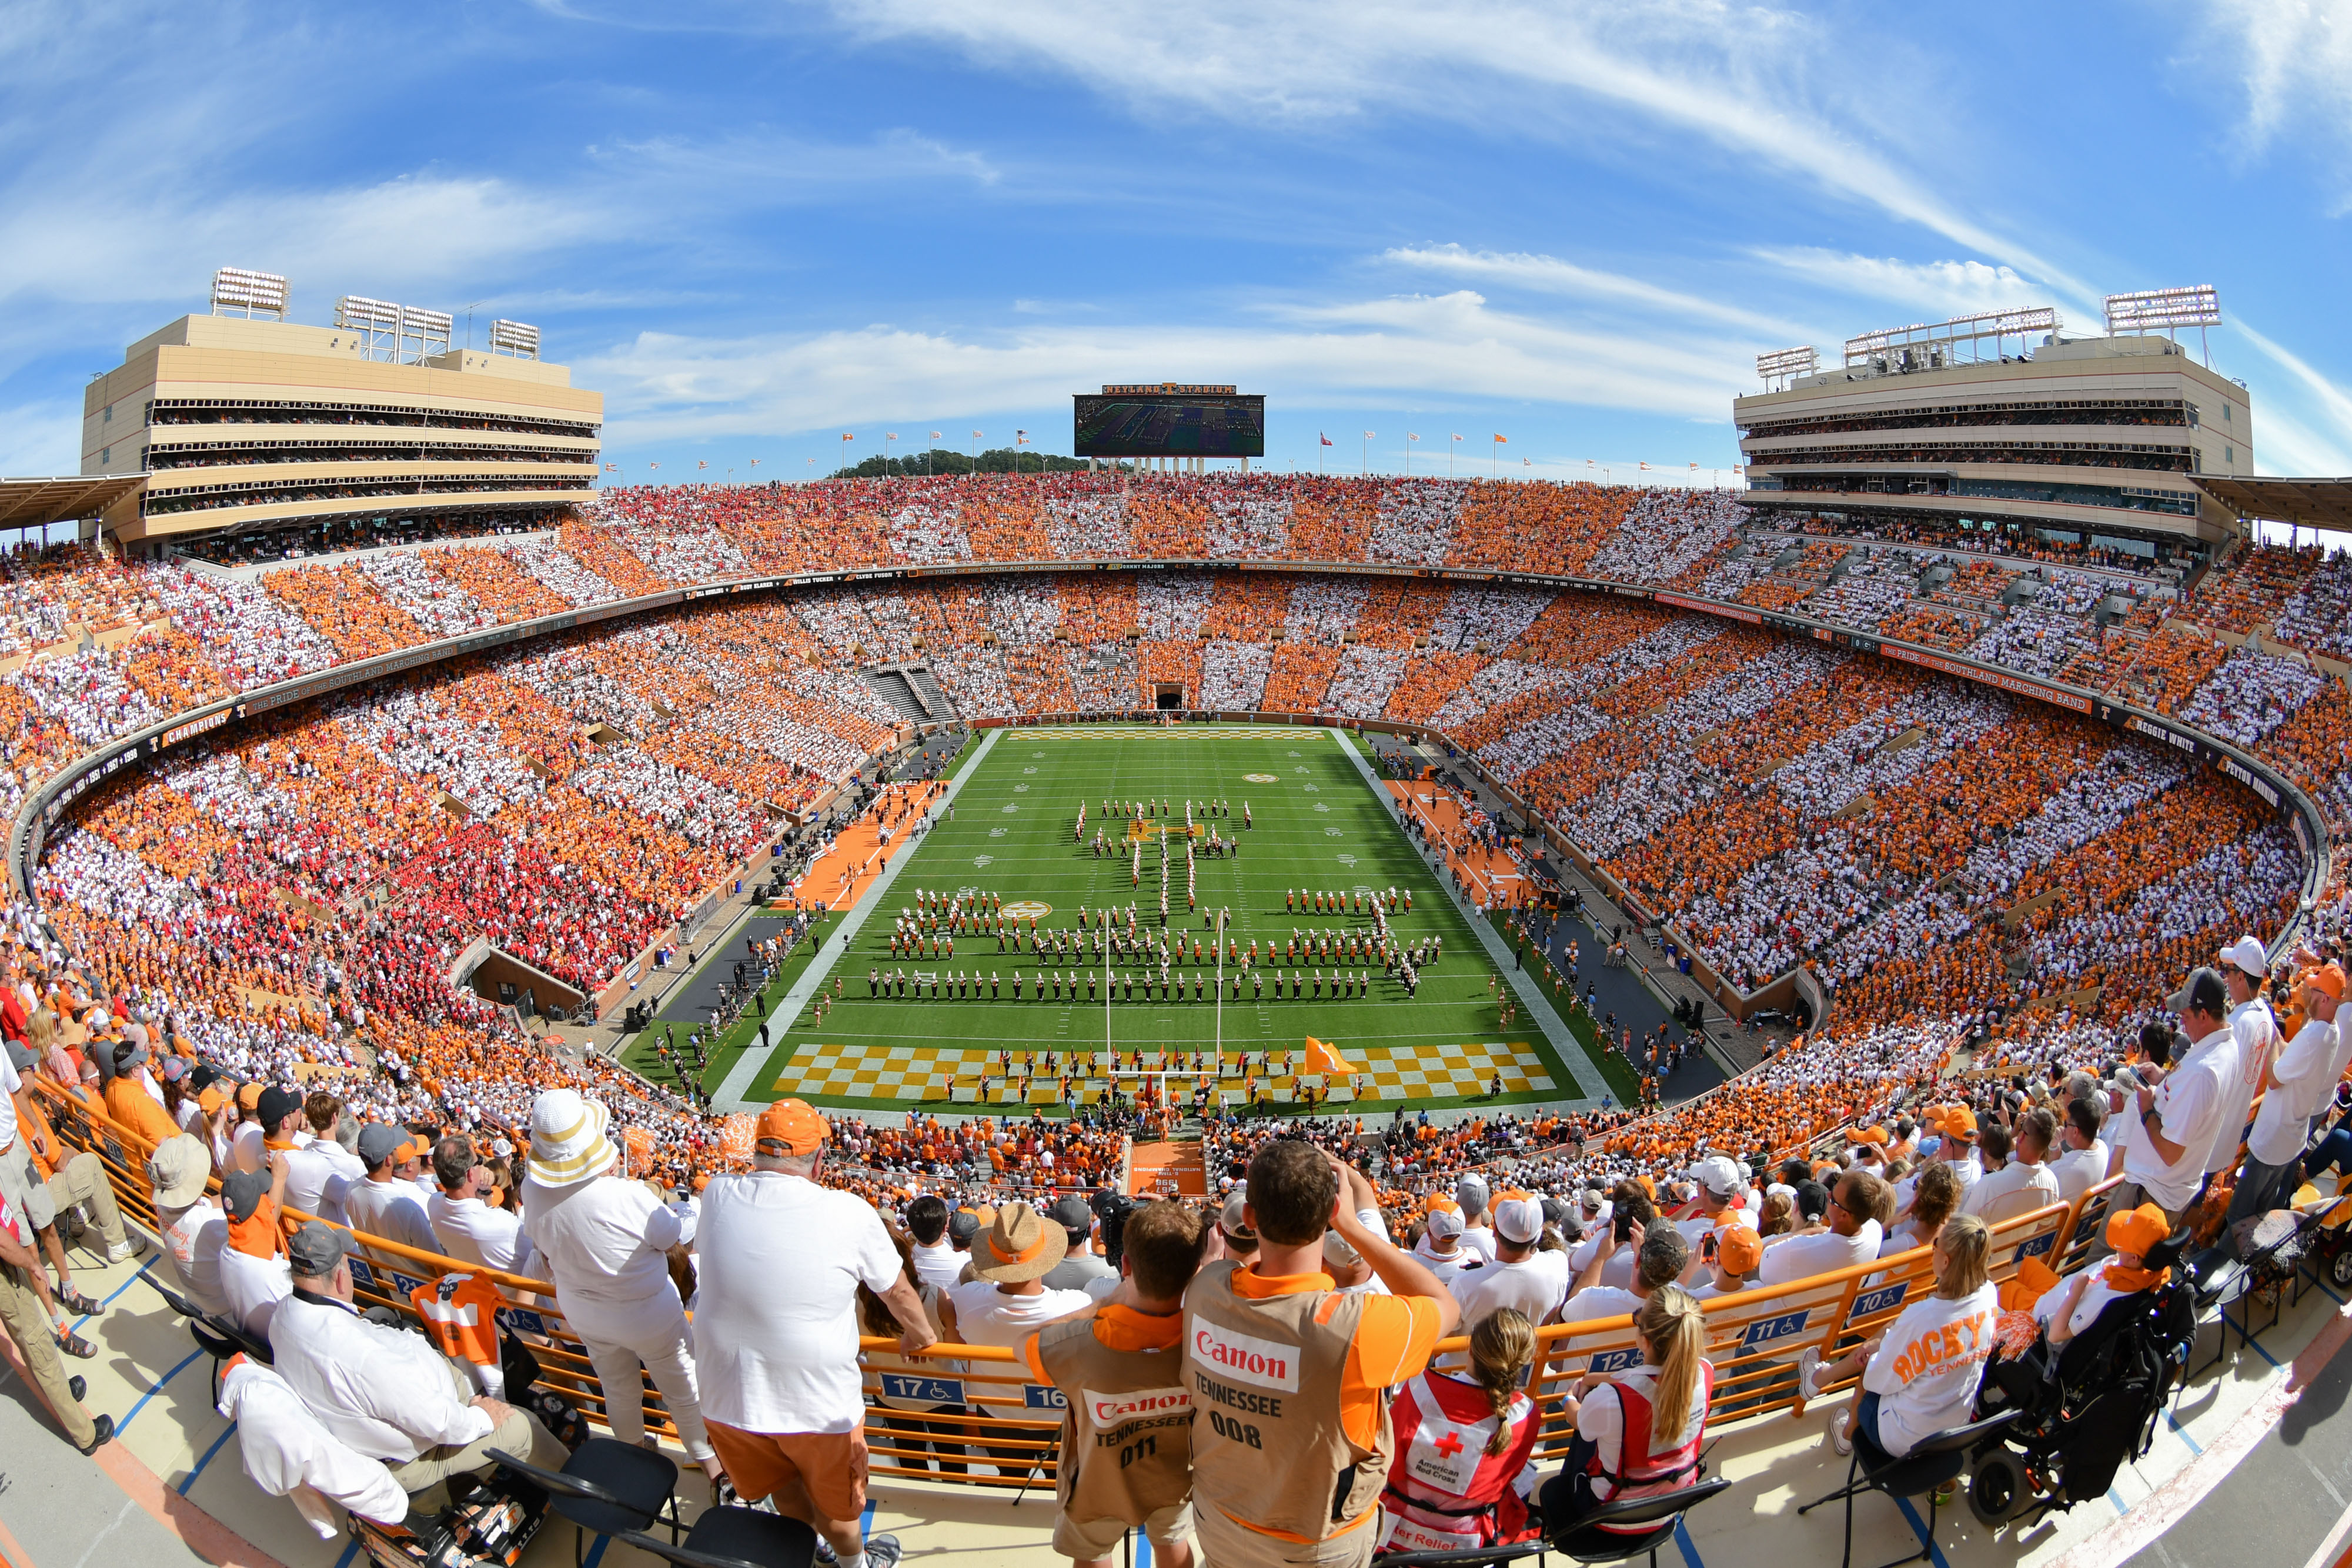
[{"left": 527, "top": 1089, "right": 616, "bottom": 1188}]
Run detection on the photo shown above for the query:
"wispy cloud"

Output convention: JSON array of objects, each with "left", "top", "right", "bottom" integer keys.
[
  {"left": 2193, "top": 0, "right": 2352, "bottom": 203},
  {"left": 584, "top": 289, "right": 1747, "bottom": 443},
  {"left": 1751, "top": 247, "right": 2075, "bottom": 327},
  {"left": 2234, "top": 320, "right": 2352, "bottom": 474},
  {"left": 808, "top": 1, "right": 2090, "bottom": 294},
  {"left": 1380, "top": 243, "right": 1805, "bottom": 336}
]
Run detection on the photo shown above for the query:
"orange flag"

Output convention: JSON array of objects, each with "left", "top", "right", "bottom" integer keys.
[{"left": 1304, "top": 1036, "right": 1359, "bottom": 1076}]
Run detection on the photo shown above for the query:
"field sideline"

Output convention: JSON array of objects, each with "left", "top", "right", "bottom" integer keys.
[{"left": 691, "top": 723, "right": 1624, "bottom": 1114}]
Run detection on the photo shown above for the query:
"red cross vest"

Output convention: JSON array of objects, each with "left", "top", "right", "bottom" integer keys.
[
  {"left": 1579, "top": 1364, "right": 1714, "bottom": 1532},
  {"left": 1377, "top": 1371, "right": 1540, "bottom": 1556}
]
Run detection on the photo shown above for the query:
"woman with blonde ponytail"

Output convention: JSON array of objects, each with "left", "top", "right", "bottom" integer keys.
[
  {"left": 1374, "top": 1309, "right": 1545, "bottom": 1557},
  {"left": 1540, "top": 1285, "right": 1715, "bottom": 1535}
]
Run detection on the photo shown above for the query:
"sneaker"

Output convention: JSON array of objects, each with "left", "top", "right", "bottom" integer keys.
[
  {"left": 1826, "top": 1410, "right": 1853, "bottom": 1458},
  {"left": 1796, "top": 1347, "right": 1826, "bottom": 1402},
  {"left": 864, "top": 1535, "right": 904, "bottom": 1568},
  {"left": 813, "top": 1537, "right": 838, "bottom": 1566},
  {"left": 106, "top": 1236, "right": 146, "bottom": 1264}
]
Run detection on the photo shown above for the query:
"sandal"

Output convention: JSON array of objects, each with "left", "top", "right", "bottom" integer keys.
[
  {"left": 58, "top": 1288, "right": 103, "bottom": 1318},
  {"left": 56, "top": 1328, "right": 96, "bottom": 1359}
]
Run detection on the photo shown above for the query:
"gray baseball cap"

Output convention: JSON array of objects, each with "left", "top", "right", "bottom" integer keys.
[{"left": 285, "top": 1221, "right": 351, "bottom": 1279}]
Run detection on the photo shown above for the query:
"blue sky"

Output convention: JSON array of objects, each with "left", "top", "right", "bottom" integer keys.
[{"left": 4, "top": 0, "right": 2352, "bottom": 487}]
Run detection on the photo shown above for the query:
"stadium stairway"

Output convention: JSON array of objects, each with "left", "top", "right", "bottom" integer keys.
[
  {"left": 904, "top": 662, "right": 957, "bottom": 720},
  {"left": 862, "top": 665, "right": 932, "bottom": 723}
]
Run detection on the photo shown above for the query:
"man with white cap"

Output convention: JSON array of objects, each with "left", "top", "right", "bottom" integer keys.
[
  {"left": 2233, "top": 961, "right": 2343, "bottom": 1227},
  {"left": 1673, "top": 1155, "right": 1747, "bottom": 1253},
  {"left": 2112, "top": 966, "right": 2243, "bottom": 1235},
  {"left": 694, "top": 1100, "right": 933, "bottom": 1568},
  {"left": 2213, "top": 935, "right": 2281, "bottom": 1189},
  {"left": 1413, "top": 1201, "right": 1476, "bottom": 1286},
  {"left": 1454, "top": 1174, "right": 1498, "bottom": 1263},
  {"left": 1449, "top": 1194, "right": 1568, "bottom": 1328},
  {"left": 520, "top": 1089, "right": 723, "bottom": 1483}
]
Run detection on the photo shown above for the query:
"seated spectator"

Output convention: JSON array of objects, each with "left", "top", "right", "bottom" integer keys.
[
  {"left": 219, "top": 1167, "right": 293, "bottom": 1344},
  {"left": 341, "top": 1125, "right": 440, "bottom": 1262},
  {"left": 151, "top": 1132, "right": 230, "bottom": 1319},
  {"left": 2049, "top": 1097, "right": 2110, "bottom": 1204},
  {"left": 1040, "top": 1195, "right": 1117, "bottom": 1293},
  {"left": 269, "top": 1221, "right": 567, "bottom": 1499},
  {"left": 1451, "top": 1194, "right": 1568, "bottom": 1328},
  {"left": 693, "top": 1099, "right": 933, "bottom": 1568},
  {"left": 1379, "top": 1306, "right": 1544, "bottom": 1557},
  {"left": 1539, "top": 1287, "right": 1710, "bottom": 1534},
  {"left": 1879, "top": 1163, "right": 1960, "bottom": 1259},
  {"left": 0, "top": 1038, "right": 140, "bottom": 1308},
  {"left": 101, "top": 1042, "right": 179, "bottom": 1147},
  {"left": 1566, "top": 1221, "right": 1686, "bottom": 1325},
  {"left": 427, "top": 1136, "right": 540, "bottom": 1278},
  {"left": 1799, "top": 1213, "right": 1999, "bottom": 1457},
  {"left": 1025, "top": 1199, "right": 1210, "bottom": 1568},
  {"left": 2038, "top": 1204, "right": 2171, "bottom": 1344},
  {"left": 906, "top": 1194, "right": 961, "bottom": 1289},
  {"left": 1760, "top": 1171, "right": 1885, "bottom": 1285},
  {"left": 218, "top": 1356, "right": 409, "bottom": 1540},
  {"left": 942, "top": 1202, "right": 1094, "bottom": 1348},
  {"left": 1687, "top": 1223, "right": 1761, "bottom": 1303},
  {"left": 1961, "top": 1105, "right": 2061, "bottom": 1223}
]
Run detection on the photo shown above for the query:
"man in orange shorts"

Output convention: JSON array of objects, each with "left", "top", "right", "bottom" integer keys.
[{"left": 693, "top": 1100, "right": 937, "bottom": 1567}]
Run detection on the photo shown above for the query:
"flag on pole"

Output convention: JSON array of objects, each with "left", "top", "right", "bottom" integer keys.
[
  {"left": 1493, "top": 434, "right": 1507, "bottom": 443},
  {"left": 887, "top": 433, "right": 897, "bottom": 442},
  {"left": 930, "top": 431, "right": 942, "bottom": 440},
  {"left": 602, "top": 463, "right": 617, "bottom": 472},
  {"left": 1408, "top": 433, "right": 1419, "bottom": 442},
  {"left": 1363, "top": 430, "right": 1375, "bottom": 439},
  {"left": 1639, "top": 461, "right": 1653, "bottom": 470},
  {"left": 1689, "top": 462, "right": 1699, "bottom": 470},
  {"left": 841, "top": 433, "right": 854, "bottom": 442},
  {"left": 1304, "top": 1036, "right": 1359, "bottom": 1076},
  {"left": 749, "top": 459, "right": 760, "bottom": 467},
  {"left": 1320, "top": 433, "right": 1334, "bottom": 446},
  {"left": 698, "top": 460, "right": 707, "bottom": 469},
  {"left": 1522, "top": 456, "right": 1531, "bottom": 466},
  {"left": 647, "top": 462, "right": 659, "bottom": 470},
  {"left": 1451, "top": 433, "right": 1461, "bottom": 443}
]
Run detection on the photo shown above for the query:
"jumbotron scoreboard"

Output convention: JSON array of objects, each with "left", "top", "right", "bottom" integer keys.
[{"left": 1074, "top": 383, "right": 1265, "bottom": 459}]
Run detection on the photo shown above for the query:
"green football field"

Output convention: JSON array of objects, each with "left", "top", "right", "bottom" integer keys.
[{"left": 709, "top": 723, "right": 1621, "bottom": 1113}]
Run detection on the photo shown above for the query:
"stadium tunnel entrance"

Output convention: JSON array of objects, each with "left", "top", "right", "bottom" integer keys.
[{"left": 1154, "top": 683, "right": 1184, "bottom": 709}]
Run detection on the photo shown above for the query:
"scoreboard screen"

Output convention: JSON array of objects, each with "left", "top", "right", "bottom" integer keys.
[{"left": 1074, "top": 393, "right": 1265, "bottom": 458}]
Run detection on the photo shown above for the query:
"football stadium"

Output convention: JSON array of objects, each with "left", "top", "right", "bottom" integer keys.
[{"left": 11, "top": 266, "right": 2352, "bottom": 1567}]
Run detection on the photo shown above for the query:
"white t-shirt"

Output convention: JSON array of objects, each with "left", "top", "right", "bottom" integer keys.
[
  {"left": 1959, "top": 1161, "right": 2060, "bottom": 1225},
  {"left": 1576, "top": 1363, "right": 1708, "bottom": 1503},
  {"left": 1412, "top": 1237, "right": 1478, "bottom": 1287},
  {"left": 944, "top": 1278, "right": 1093, "bottom": 1350},
  {"left": 2049, "top": 1144, "right": 2110, "bottom": 1205},
  {"left": 910, "top": 1239, "right": 963, "bottom": 1290},
  {"left": 693, "top": 1172, "right": 903, "bottom": 1434},
  {"left": 1457, "top": 1226, "right": 1498, "bottom": 1264},
  {"left": 2212, "top": 999, "right": 2280, "bottom": 1174},
  {"left": 219, "top": 1244, "right": 293, "bottom": 1342},
  {"left": 1757, "top": 1221, "right": 1882, "bottom": 1287},
  {"left": 1450, "top": 1251, "right": 1571, "bottom": 1329},
  {"left": 2127, "top": 1026, "right": 2240, "bottom": 1211},
  {"left": 1862, "top": 1284, "right": 1999, "bottom": 1458},
  {"left": 524, "top": 1176, "right": 685, "bottom": 1336},
  {"left": 0, "top": 1051, "right": 18, "bottom": 1155},
  {"left": 1561, "top": 1283, "right": 1642, "bottom": 1326},
  {"left": 2249, "top": 1018, "right": 2338, "bottom": 1166},
  {"left": 160, "top": 1197, "right": 230, "bottom": 1318}
]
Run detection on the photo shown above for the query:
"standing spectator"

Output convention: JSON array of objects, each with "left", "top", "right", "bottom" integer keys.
[
  {"left": 1451, "top": 1195, "right": 1568, "bottom": 1328},
  {"left": 2114, "top": 968, "right": 2241, "bottom": 1232},
  {"left": 1181, "top": 1142, "right": 1457, "bottom": 1568},
  {"left": 693, "top": 1100, "right": 934, "bottom": 1568},
  {"left": 1025, "top": 1199, "right": 1209, "bottom": 1568},
  {"left": 0, "top": 1183, "right": 109, "bottom": 1452},
  {"left": 2213, "top": 936, "right": 2281, "bottom": 1192},
  {"left": 428, "top": 1135, "right": 540, "bottom": 1277},
  {"left": 1799, "top": 1214, "right": 1999, "bottom": 1459},
  {"left": 2233, "top": 964, "right": 2343, "bottom": 1227},
  {"left": 942, "top": 1203, "right": 1094, "bottom": 1348},
  {"left": 279, "top": 1092, "right": 362, "bottom": 1224},
  {"left": 1565, "top": 1221, "right": 1685, "bottom": 1325},
  {"left": 269, "top": 1221, "right": 567, "bottom": 1497},
  {"left": 1539, "top": 1287, "right": 1710, "bottom": 1534},
  {"left": 521, "top": 1089, "right": 723, "bottom": 1482}
]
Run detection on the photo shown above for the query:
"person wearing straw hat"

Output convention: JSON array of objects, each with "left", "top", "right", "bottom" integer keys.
[
  {"left": 695, "top": 1099, "right": 933, "bottom": 1568},
  {"left": 940, "top": 1202, "right": 1094, "bottom": 1350},
  {"left": 520, "top": 1089, "right": 724, "bottom": 1483},
  {"left": 151, "top": 1132, "right": 230, "bottom": 1320}
]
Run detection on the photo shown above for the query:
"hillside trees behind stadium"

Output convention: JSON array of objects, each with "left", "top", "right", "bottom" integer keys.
[{"left": 830, "top": 446, "right": 1122, "bottom": 479}]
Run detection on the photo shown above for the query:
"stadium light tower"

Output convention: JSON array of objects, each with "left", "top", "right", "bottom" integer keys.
[
  {"left": 211, "top": 266, "right": 288, "bottom": 320},
  {"left": 2104, "top": 285, "right": 2222, "bottom": 367},
  {"left": 1755, "top": 345, "right": 1818, "bottom": 392}
]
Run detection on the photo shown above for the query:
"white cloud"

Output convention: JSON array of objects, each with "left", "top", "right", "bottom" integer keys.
[
  {"left": 583, "top": 289, "right": 1748, "bottom": 443},
  {"left": 0, "top": 402, "right": 82, "bottom": 477},
  {"left": 809, "top": 0, "right": 2090, "bottom": 295},
  {"left": 1381, "top": 243, "right": 1805, "bottom": 336},
  {"left": 1750, "top": 248, "right": 2076, "bottom": 326},
  {"left": 2234, "top": 320, "right": 2352, "bottom": 474}
]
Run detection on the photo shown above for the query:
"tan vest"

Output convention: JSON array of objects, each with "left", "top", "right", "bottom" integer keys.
[
  {"left": 1182, "top": 1259, "right": 1385, "bottom": 1542},
  {"left": 1033, "top": 1316, "right": 1195, "bottom": 1526}
]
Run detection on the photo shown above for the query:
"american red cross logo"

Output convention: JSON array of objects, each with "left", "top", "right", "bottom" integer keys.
[{"left": 1433, "top": 1431, "right": 1464, "bottom": 1459}]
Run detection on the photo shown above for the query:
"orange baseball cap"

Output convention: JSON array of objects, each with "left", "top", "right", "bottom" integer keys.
[
  {"left": 237, "top": 1082, "right": 265, "bottom": 1111},
  {"left": 754, "top": 1098, "right": 830, "bottom": 1156},
  {"left": 197, "top": 1085, "right": 228, "bottom": 1115},
  {"left": 2106, "top": 1203, "right": 2170, "bottom": 1259},
  {"left": 1715, "top": 1225, "right": 1762, "bottom": 1276},
  {"left": 2304, "top": 964, "right": 2347, "bottom": 1002}
]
